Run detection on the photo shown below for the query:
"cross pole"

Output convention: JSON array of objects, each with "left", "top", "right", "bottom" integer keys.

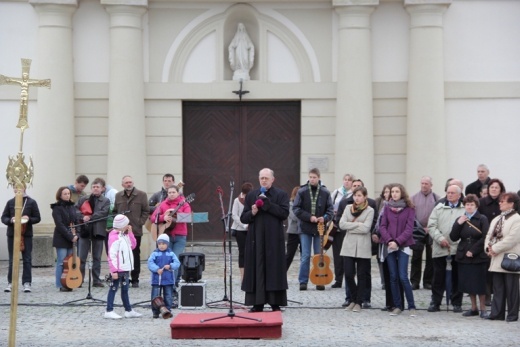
[{"left": 1, "top": 58, "right": 50, "bottom": 347}]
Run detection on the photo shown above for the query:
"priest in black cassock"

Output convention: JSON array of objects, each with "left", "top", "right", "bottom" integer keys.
[{"left": 241, "top": 168, "right": 290, "bottom": 312}]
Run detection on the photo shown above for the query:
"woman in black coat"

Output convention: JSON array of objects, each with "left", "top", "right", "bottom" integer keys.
[
  {"left": 51, "top": 186, "right": 79, "bottom": 291},
  {"left": 450, "top": 194, "right": 489, "bottom": 318}
]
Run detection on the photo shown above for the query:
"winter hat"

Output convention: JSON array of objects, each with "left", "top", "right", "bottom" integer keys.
[
  {"left": 157, "top": 234, "right": 170, "bottom": 244},
  {"left": 113, "top": 214, "right": 129, "bottom": 229}
]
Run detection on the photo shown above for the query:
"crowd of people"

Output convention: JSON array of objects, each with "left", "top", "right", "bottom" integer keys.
[{"left": 3, "top": 165, "right": 520, "bottom": 323}]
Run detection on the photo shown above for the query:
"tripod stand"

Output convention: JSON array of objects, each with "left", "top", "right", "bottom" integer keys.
[
  {"left": 206, "top": 182, "right": 244, "bottom": 308},
  {"left": 64, "top": 230, "right": 106, "bottom": 306},
  {"left": 201, "top": 180, "right": 260, "bottom": 323}
]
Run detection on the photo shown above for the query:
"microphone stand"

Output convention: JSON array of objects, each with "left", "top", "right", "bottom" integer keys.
[
  {"left": 63, "top": 211, "right": 130, "bottom": 306},
  {"left": 201, "top": 179, "right": 260, "bottom": 323}
]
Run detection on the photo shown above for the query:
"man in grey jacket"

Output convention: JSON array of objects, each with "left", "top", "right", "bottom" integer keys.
[{"left": 427, "top": 184, "right": 465, "bottom": 313}]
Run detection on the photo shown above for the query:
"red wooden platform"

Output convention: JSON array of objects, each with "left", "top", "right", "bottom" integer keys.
[{"left": 170, "top": 311, "right": 283, "bottom": 339}]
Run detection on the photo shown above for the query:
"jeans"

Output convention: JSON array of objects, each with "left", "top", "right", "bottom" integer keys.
[
  {"left": 8, "top": 236, "right": 33, "bottom": 284},
  {"left": 151, "top": 285, "right": 173, "bottom": 314},
  {"left": 298, "top": 233, "right": 321, "bottom": 284},
  {"left": 170, "top": 235, "right": 186, "bottom": 283},
  {"left": 106, "top": 271, "right": 131, "bottom": 312},
  {"left": 386, "top": 250, "right": 416, "bottom": 310},
  {"left": 55, "top": 247, "right": 72, "bottom": 288}
]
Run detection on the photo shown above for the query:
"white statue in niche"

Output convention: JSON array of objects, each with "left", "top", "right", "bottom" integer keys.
[{"left": 228, "top": 23, "right": 255, "bottom": 81}]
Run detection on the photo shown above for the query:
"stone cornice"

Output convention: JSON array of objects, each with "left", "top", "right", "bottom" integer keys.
[
  {"left": 333, "top": 0, "right": 379, "bottom": 6},
  {"left": 29, "top": 0, "right": 77, "bottom": 5},
  {"left": 405, "top": 0, "right": 452, "bottom": 5},
  {"left": 101, "top": 0, "right": 148, "bottom": 6}
]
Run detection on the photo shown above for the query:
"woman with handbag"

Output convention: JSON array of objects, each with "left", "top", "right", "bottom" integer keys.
[
  {"left": 449, "top": 194, "right": 489, "bottom": 318},
  {"left": 378, "top": 183, "right": 417, "bottom": 317},
  {"left": 484, "top": 192, "right": 520, "bottom": 322}
]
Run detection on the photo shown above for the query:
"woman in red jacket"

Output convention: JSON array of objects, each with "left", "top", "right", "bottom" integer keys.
[{"left": 150, "top": 186, "right": 192, "bottom": 285}]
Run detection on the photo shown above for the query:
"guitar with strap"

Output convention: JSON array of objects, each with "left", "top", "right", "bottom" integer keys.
[
  {"left": 151, "top": 193, "right": 195, "bottom": 240},
  {"left": 61, "top": 223, "right": 83, "bottom": 289},
  {"left": 309, "top": 221, "right": 334, "bottom": 286}
]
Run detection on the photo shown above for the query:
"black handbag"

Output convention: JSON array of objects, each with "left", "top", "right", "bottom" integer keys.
[
  {"left": 410, "top": 219, "right": 427, "bottom": 250},
  {"left": 501, "top": 253, "right": 520, "bottom": 272}
]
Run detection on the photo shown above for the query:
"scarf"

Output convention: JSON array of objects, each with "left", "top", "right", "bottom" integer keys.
[
  {"left": 490, "top": 209, "right": 516, "bottom": 242},
  {"left": 350, "top": 200, "right": 368, "bottom": 217},
  {"left": 387, "top": 199, "right": 406, "bottom": 213},
  {"left": 309, "top": 183, "right": 320, "bottom": 216}
]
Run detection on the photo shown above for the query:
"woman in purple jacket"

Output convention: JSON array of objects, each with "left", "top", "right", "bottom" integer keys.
[{"left": 379, "top": 183, "right": 417, "bottom": 316}]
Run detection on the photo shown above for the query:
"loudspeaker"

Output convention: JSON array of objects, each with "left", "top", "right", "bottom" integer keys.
[
  {"left": 178, "top": 281, "right": 206, "bottom": 309},
  {"left": 179, "top": 252, "right": 205, "bottom": 283}
]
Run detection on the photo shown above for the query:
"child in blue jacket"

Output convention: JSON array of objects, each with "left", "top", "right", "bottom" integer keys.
[{"left": 147, "top": 234, "right": 180, "bottom": 318}]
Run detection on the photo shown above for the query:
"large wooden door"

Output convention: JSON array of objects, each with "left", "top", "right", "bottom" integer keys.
[{"left": 183, "top": 101, "right": 301, "bottom": 241}]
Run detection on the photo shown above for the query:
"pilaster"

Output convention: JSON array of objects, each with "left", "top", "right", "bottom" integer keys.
[{"left": 333, "top": 0, "right": 378, "bottom": 193}]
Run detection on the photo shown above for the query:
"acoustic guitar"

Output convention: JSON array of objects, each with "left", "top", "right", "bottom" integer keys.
[
  {"left": 309, "top": 221, "right": 333, "bottom": 286},
  {"left": 151, "top": 193, "right": 195, "bottom": 241},
  {"left": 61, "top": 223, "right": 82, "bottom": 289}
]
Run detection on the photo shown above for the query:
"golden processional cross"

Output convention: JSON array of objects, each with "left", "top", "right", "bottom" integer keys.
[{"left": 0, "top": 58, "right": 51, "bottom": 347}]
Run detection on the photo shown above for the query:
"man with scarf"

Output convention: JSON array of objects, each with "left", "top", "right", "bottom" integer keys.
[{"left": 293, "top": 168, "right": 334, "bottom": 291}]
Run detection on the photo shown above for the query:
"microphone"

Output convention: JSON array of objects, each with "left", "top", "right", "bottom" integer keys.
[
  {"left": 216, "top": 186, "right": 223, "bottom": 195},
  {"left": 230, "top": 177, "right": 235, "bottom": 188},
  {"left": 255, "top": 199, "right": 264, "bottom": 208},
  {"left": 259, "top": 186, "right": 267, "bottom": 198}
]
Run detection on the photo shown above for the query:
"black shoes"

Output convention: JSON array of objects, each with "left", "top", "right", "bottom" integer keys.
[
  {"left": 341, "top": 300, "right": 351, "bottom": 308},
  {"left": 93, "top": 282, "right": 105, "bottom": 288},
  {"left": 427, "top": 304, "right": 440, "bottom": 312},
  {"left": 423, "top": 283, "right": 432, "bottom": 290},
  {"left": 331, "top": 282, "right": 342, "bottom": 288},
  {"left": 411, "top": 283, "right": 420, "bottom": 290},
  {"left": 248, "top": 305, "right": 264, "bottom": 313},
  {"left": 316, "top": 285, "right": 325, "bottom": 291},
  {"left": 271, "top": 305, "right": 281, "bottom": 312},
  {"left": 299, "top": 283, "right": 307, "bottom": 291},
  {"left": 131, "top": 282, "right": 139, "bottom": 288},
  {"left": 59, "top": 287, "right": 72, "bottom": 292},
  {"left": 462, "top": 309, "right": 479, "bottom": 317},
  {"left": 362, "top": 301, "right": 372, "bottom": 309},
  {"left": 453, "top": 305, "right": 463, "bottom": 313}
]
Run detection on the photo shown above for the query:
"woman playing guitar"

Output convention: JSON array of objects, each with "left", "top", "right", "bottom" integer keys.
[{"left": 149, "top": 186, "right": 192, "bottom": 284}]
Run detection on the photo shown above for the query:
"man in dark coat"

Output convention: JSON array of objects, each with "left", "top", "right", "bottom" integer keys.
[
  {"left": 465, "top": 164, "right": 490, "bottom": 198},
  {"left": 76, "top": 178, "right": 110, "bottom": 287},
  {"left": 241, "top": 168, "right": 289, "bottom": 312},
  {"left": 293, "top": 168, "right": 334, "bottom": 291},
  {"left": 2, "top": 189, "right": 41, "bottom": 293}
]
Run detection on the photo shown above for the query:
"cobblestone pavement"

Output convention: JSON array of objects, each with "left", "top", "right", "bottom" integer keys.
[{"left": 1, "top": 249, "right": 519, "bottom": 347}]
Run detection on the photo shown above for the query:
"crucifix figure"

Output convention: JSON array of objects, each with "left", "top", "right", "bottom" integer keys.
[{"left": 0, "top": 58, "right": 51, "bottom": 133}]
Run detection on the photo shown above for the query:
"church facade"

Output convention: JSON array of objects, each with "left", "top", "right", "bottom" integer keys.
[{"left": 0, "top": 0, "right": 519, "bottom": 254}]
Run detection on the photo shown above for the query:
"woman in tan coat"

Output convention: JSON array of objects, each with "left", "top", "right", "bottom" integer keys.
[
  {"left": 484, "top": 192, "right": 520, "bottom": 322},
  {"left": 339, "top": 186, "right": 374, "bottom": 313}
]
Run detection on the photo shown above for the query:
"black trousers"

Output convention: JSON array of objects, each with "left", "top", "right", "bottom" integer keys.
[
  {"left": 332, "top": 230, "right": 346, "bottom": 284},
  {"left": 285, "top": 233, "right": 300, "bottom": 271},
  {"left": 431, "top": 256, "right": 463, "bottom": 306},
  {"left": 234, "top": 229, "right": 247, "bottom": 268},
  {"left": 410, "top": 243, "right": 433, "bottom": 286},
  {"left": 344, "top": 256, "right": 370, "bottom": 305},
  {"left": 490, "top": 272, "right": 519, "bottom": 321},
  {"left": 131, "top": 236, "right": 142, "bottom": 283}
]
